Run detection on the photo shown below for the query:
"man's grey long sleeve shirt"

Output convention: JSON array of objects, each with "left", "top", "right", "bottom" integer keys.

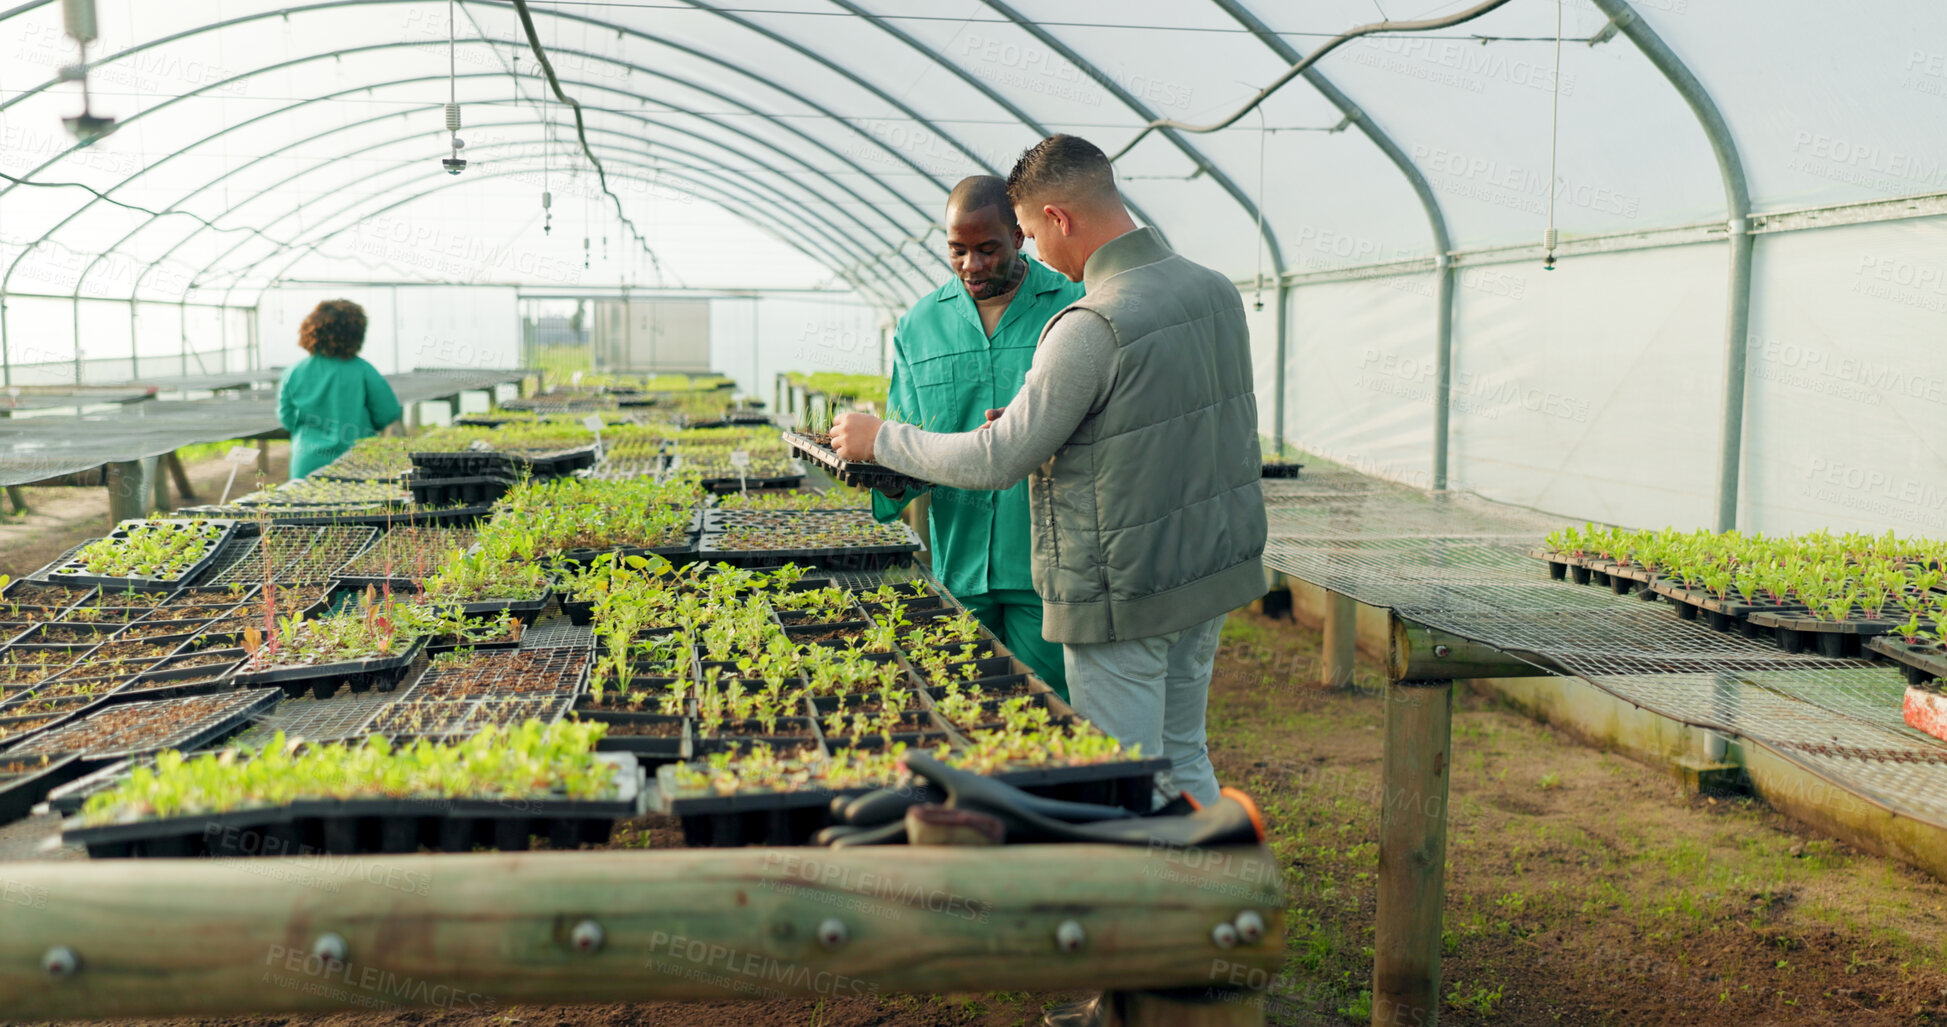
[{"left": 872, "top": 308, "right": 1118, "bottom": 490}]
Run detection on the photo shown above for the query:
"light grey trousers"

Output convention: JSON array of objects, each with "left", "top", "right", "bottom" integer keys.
[{"left": 1063, "top": 614, "right": 1226, "bottom": 806}]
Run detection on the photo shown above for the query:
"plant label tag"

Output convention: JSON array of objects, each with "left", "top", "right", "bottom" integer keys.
[
  {"left": 571, "top": 371, "right": 584, "bottom": 387},
  {"left": 730, "top": 449, "right": 750, "bottom": 470},
  {"left": 581, "top": 414, "right": 604, "bottom": 433},
  {"left": 227, "top": 445, "right": 257, "bottom": 465}
]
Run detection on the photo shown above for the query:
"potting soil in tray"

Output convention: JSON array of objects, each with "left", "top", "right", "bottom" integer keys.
[
  {"left": 233, "top": 636, "right": 428, "bottom": 700},
  {"left": 0, "top": 753, "right": 87, "bottom": 827},
  {"left": 360, "top": 694, "right": 575, "bottom": 740},
  {"left": 3, "top": 688, "right": 279, "bottom": 761},
  {"left": 63, "top": 752, "right": 642, "bottom": 858},
  {"left": 407, "top": 648, "right": 591, "bottom": 700},
  {"left": 48, "top": 520, "right": 240, "bottom": 592},
  {"left": 695, "top": 527, "right": 923, "bottom": 572}
]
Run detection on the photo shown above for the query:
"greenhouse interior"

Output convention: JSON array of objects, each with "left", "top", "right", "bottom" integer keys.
[{"left": 1, "top": 1, "right": 1945, "bottom": 1025}]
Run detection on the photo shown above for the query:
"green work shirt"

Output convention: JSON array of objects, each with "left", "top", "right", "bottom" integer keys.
[
  {"left": 872, "top": 256, "right": 1085, "bottom": 597},
  {"left": 277, "top": 355, "right": 404, "bottom": 478}
]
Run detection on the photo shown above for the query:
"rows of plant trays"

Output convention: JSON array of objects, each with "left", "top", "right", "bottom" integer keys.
[
  {"left": 62, "top": 722, "right": 638, "bottom": 858},
  {"left": 0, "top": 578, "right": 332, "bottom": 743},
  {"left": 559, "top": 560, "right": 1163, "bottom": 846},
  {"left": 1535, "top": 525, "right": 1947, "bottom": 682}
]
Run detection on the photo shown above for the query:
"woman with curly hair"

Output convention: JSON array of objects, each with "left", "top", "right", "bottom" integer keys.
[{"left": 276, "top": 299, "right": 404, "bottom": 478}]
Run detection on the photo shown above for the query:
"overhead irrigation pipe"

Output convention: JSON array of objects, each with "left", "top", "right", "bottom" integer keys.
[
  {"left": 1105, "top": 0, "right": 1518, "bottom": 163},
  {"left": 507, "top": 0, "right": 668, "bottom": 286}
]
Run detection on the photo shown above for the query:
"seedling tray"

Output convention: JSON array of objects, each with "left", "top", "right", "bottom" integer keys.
[
  {"left": 408, "top": 648, "right": 590, "bottom": 700},
  {"left": 452, "top": 594, "right": 552, "bottom": 620},
  {"left": 654, "top": 761, "right": 863, "bottom": 848},
  {"left": 1746, "top": 609, "right": 1901, "bottom": 658},
  {"left": 233, "top": 636, "right": 428, "bottom": 700},
  {"left": 1865, "top": 635, "right": 1947, "bottom": 685},
  {"left": 48, "top": 519, "right": 239, "bottom": 592},
  {"left": 64, "top": 752, "right": 641, "bottom": 857},
  {"left": 578, "top": 711, "right": 688, "bottom": 761},
  {"left": 0, "top": 753, "right": 87, "bottom": 827},
  {"left": 1, "top": 579, "right": 96, "bottom": 613},
  {"left": 695, "top": 468, "right": 808, "bottom": 493},
  {"left": 987, "top": 755, "right": 1171, "bottom": 812},
  {"left": 691, "top": 716, "right": 821, "bottom": 756},
  {"left": 1260, "top": 462, "right": 1304, "bottom": 479},
  {"left": 4, "top": 688, "right": 279, "bottom": 762},
  {"left": 114, "top": 662, "right": 244, "bottom": 703},
  {"left": 554, "top": 541, "right": 697, "bottom": 568},
  {"left": 695, "top": 525, "right": 923, "bottom": 571},
  {"left": 405, "top": 471, "right": 518, "bottom": 507},
  {"left": 781, "top": 431, "right": 930, "bottom": 494},
  {"left": 0, "top": 711, "right": 76, "bottom": 753},
  {"left": 1649, "top": 581, "right": 1806, "bottom": 634}
]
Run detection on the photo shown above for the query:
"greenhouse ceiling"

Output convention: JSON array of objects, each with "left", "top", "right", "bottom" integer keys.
[{"left": 3, "top": 0, "right": 1939, "bottom": 313}]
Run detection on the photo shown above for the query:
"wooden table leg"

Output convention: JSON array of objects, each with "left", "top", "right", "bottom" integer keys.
[
  {"left": 164, "top": 451, "right": 198, "bottom": 502},
  {"left": 4, "top": 485, "right": 27, "bottom": 515},
  {"left": 1322, "top": 590, "right": 1357, "bottom": 688},
  {"left": 105, "top": 459, "right": 148, "bottom": 522},
  {"left": 1372, "top": 678, "right": 1454, "bottom": 1027}
]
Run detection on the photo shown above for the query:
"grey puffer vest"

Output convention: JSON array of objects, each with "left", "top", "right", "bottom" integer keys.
[{"left": 1030, "top": 227, "right": 1267, "bottom": 644}]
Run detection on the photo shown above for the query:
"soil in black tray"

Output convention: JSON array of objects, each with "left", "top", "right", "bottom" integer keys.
[
  {"left": 699, "top": 716, "right": 817, "bottom": 738},
  {"left": 582, "top": 714, "right": 686, "bottom": 738},
  {"left": 21, "top": 624, "right": 119, "bottom": 646}
]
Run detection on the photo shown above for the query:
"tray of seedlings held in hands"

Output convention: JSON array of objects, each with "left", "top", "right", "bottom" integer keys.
[
  {"left": 780, "top": 430, "right": 931, "bottom": 494},
  {"left": 59, "top": 722, "right": 641, "bottom": 857},
  {"left": 1, "top": 688, "right": 279, "bottom": 764},
  {"left": 47, "top": 519, "right": 239, "bottom": 592}
]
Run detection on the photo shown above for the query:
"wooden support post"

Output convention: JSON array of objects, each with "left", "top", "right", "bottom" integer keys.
[
  {"left": 1373, "top": 679, "right": 1454, "bottom": 1027},
  {"left": 163, "top": 451, "right": 198, "bottom": 502},
  {"left": 104, "top": 459, "right": 149, "bottom": 522},
  {"left": 151, "top": 455, "right": 171, "bottom": 512},
  {"left": 4, "top": 484, "right": 27, "bottom": 515},
  {"left": 1389, "top": 617, "right": 1555, "bottom": 682},
  {"left": 0, "top": 844, "right": 1281, "bottom": 1020},
  {"left": 1322, "top": 591, "right": 1357, "bottom": 688}
]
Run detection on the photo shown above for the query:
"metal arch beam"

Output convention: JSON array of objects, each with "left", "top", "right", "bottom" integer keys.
[
  {"left": 172, "top": 131, "right": 917, "bottom": 316},
  {"left": 0, "top": 36, "right": 945, "bottom": 299},
  {"left": 91, "top": 81, "right": 925, "bottom": 313},
  {"left": 819, "top": 0, "right": 1170, "bottom": 245},
  {"left": 1209, "top": 0, "right": 1457, "bottom": 474},
  {"left": 0, "top": 16, "right": 952, "bottom": 291},
  {"left": 211, "top": 162, "right": 899, "bottom": 320},
  {"left": 167, "top": 123, "right": 921, "bottom": 315},
  {"left": 70, "top": 93, "right": 913, "bottom": 322},
  {"left": 222, "top": 161, "right": 875, "bottom": 305},
  {"left": 977, "top": 0, "right": 1286, "bottom": 282},
  {"left": 1588, "top": 0, "right": 1751, "bottom": 531}
]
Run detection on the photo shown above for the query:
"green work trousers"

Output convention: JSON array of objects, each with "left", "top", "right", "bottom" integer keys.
[{"left": 959, "top": 588, "right": 1067, "bottom": 700}]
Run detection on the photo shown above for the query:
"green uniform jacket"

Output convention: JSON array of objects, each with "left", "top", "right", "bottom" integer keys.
[
  {"left": 277, "top": 355, "right": 404, "bottom": 478},
  {"left": 872, "top": 257, "right": 1085, "bottom": 598}
]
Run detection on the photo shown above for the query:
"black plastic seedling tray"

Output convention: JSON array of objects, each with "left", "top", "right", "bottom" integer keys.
[
  {"left": 1260, "top": 462, "right": 1304, "bottom": 479},
  {"left": 452, "top": 594, "right": 552, "bottom": 620},
  {"left": 114, "top": 662, "right": 244, "bottom": 703},
  {"left": 1649, "top": 582, "right": 1806, "bottom": 635},
  {"left": 696, "top": 468, "right": 808, "bottom": 493},
  {"left": 694, "top": 528, "right": 923, "bottom": 571},
  {"left": 405, "top": 471, "right": 517, "bottom": 507},
  {"left": 554, "top": 540, "right": 698, "bottom": 568},
  {"left": 65, "top": 752, "right": 641, "bottom": 857},
  {"left": 1747, "top": 609, "right": 1901, "bottom": 658},
  {"left": 48, "top": 520, "right": 240, "bottom": 593},
  {"left": 5, "top": 688, "right": 280, "bottom": 763},
  {"left": 781, "top": 431, "right": 930, "bottom": 494},
  {"left": 1866, "top": 635, "right": 1947, "bottom": 685},
  {"left": 653, "top": 761, "right": 863, "bottom": 848},
  {"left": 579, "top": 710, "right": 688, "bottom": 762},
  {"left": 1, "top": 579, "right": 96, "bottom": 613},
  {"left": 0, "top": 753, "right": 87, "bottom": 827},
  {"left": 690, "top": 717, "right": 821, "bottom": 757},
  {"left": 233, "top": 636, "right": 427, "bottom": 700},
  {"left": 989, "top": 756, "right": 1171, "bottom": 813}
]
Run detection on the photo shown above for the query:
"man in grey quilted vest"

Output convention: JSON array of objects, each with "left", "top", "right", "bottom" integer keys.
[{"left": 830, "top": 134, "right": 1267, "bottom": 805}]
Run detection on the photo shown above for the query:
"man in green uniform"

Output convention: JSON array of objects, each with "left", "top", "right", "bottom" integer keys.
[{"left": 874, "top": 176, "right": 1082, "bottom": 698}]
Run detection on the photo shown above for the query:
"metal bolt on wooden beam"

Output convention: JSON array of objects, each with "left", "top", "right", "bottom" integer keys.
[{"left": 1389, "top": 615, "right": 1557, "bottom": 682}]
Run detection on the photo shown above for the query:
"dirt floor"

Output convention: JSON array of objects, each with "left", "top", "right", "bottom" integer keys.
[
  {"left": 5, "top": 541, "right": 1946, "bottom": 1024},
  {"left": 0, "top": 443, "right": 292, "bottom": 580}
]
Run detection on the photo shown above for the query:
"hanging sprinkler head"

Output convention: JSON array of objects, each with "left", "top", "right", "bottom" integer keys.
[
  {"left": 442, "top": 103, "right": 467, "bottom": 175},
  {"left": 542, "top": 190, "right": 552, "bottom": 235},
  {"left": 58, "top": 0, "right": 116, "bottom": 144},
  {"left": 1542, "top": 226, "right": 1557, "bottom": 271}
]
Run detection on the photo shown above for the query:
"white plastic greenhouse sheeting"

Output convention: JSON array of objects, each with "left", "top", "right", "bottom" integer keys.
[{"left": 0, "top": 0, "right": 1943, "bottom": 533}]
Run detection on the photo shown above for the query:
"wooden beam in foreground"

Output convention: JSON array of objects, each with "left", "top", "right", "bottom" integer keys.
[{"left": 0, "top": 843, "right": 1282, "bottom": 1020}]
